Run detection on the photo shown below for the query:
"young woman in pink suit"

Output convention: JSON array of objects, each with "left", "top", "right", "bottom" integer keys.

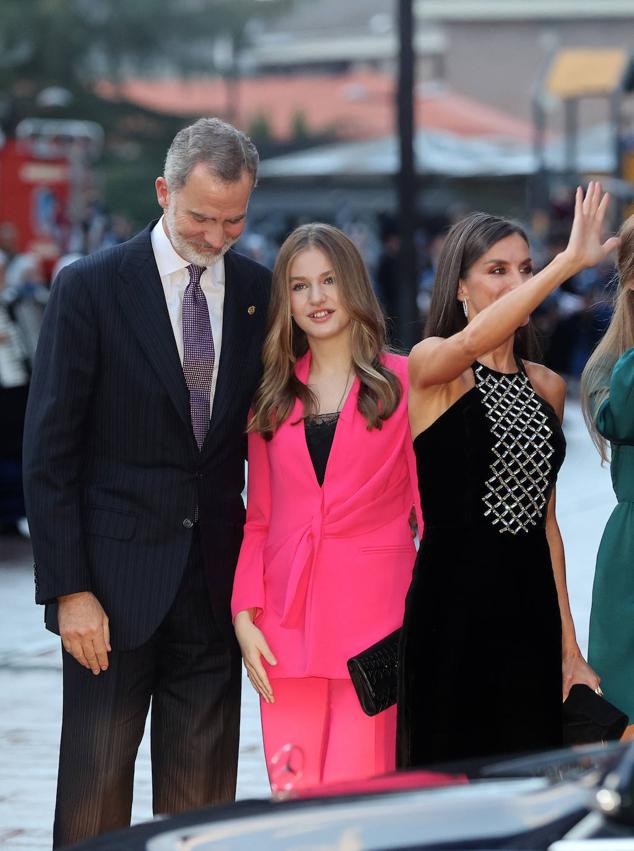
[{"left": 231, "top": 223, "right": 422, "bottom": 790}]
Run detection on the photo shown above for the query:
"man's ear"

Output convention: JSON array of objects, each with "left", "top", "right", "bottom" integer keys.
[{"left": 155, "top": 177, "right": 169, "bottom": 210}]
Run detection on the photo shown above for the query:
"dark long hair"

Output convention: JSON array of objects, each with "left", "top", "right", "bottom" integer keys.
[{"left": 425, "top": 212, "right": 541, "bottom": 360}]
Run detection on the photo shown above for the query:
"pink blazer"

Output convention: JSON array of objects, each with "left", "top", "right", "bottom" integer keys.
[{"left": 231, "top": 351, "right": 422, "bottom": 679}]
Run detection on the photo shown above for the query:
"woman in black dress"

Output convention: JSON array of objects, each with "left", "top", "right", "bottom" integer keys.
[{"left": 397, "top": 183, "right": 614, "bottom": 767}]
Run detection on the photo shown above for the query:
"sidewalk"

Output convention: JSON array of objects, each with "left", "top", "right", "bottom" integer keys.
[
  {"left": 0, "top": 401, "right": 615, "bottom": 850},
  {"left": 0, "top": 555, "right": 269, "bottom": 850}
]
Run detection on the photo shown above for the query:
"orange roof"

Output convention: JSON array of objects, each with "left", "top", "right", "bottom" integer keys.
[{"left": 97, "top": 70, "right": 533, "bottom": 142}]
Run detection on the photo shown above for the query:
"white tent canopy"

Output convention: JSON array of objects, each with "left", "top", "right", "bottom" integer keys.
[{"left": 259, "top": 123, "right": 616, "bottom": 180}]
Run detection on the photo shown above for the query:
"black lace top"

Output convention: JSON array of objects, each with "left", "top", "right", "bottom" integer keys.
[{"left": 304, "top": 412, "right": 340, "bottom": 486}]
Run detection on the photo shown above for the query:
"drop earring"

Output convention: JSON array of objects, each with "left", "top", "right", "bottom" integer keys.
[{"left": 462, "top": 298, "right": 469, "bottom": 320}]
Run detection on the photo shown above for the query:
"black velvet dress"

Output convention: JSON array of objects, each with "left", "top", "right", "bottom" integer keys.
[{"left": 397, "top": 360, "right": 566, "bottom": 768}]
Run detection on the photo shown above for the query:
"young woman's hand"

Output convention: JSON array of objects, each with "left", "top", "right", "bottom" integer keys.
[
  {"left": 562, "top": 648, "right": 601, "bottom": 701},
  {"left": 234, "top": 610, "right": 277, "bottom": 703},
  {"left": 562, "top": 180, "right": 620, "bottom": 272}
]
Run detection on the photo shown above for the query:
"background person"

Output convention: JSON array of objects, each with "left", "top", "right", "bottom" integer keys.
[
  {"left": 232, "top": 223, "right": 421, "bottom": 789},
  {"left": 0, "top": 250, "right": 30, "bottom": 534},
  {"left": 581, "top": 213, "right": 634, "bottom": 742}
]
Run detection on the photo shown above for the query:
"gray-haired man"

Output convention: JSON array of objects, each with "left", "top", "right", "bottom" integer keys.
[{"left": 23, "top": 118, "right": 271, "bottom": 845}]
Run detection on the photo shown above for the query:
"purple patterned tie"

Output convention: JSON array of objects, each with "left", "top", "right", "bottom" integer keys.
[{"left": 183, "top": 264, "right": 215, "bottom": 449}]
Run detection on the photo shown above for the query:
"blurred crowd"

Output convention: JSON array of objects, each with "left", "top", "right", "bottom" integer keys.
[
  {"left": 0, "top": 200, "right": 135, "bottom": 536},
  {"left": 0, "top": 196, "right": 616, "bottom": 535},
  {"left": 410, "top": 214, "right": 616, "bottom": 388},
  {"left": 243, "top": 200, "right": 617, "bottom": 386},
  {"left": 0, "top": 247, "right": 47, "bottom": 535}
]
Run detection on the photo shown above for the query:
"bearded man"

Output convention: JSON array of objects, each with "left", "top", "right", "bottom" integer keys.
[{"left": 23, "top": 118, "right": 271, "bottom": 846}]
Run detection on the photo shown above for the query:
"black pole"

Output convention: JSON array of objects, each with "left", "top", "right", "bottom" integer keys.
[
  {"left": 395, "top": 0, "right": 420, "bottom": 350},
  {"left": 611, "top": 89, "right": 624, "bottom": 222},
  {"left": 563, "top": 97, "right": 578, "bottom": 179},
  {"left": 530, "top": 93, "right": 548, "bottom": 213}
]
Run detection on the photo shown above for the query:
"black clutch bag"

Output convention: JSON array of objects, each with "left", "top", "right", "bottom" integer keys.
[
  {"left": 562, "top": 684, "right": 629, "bottom": 745},
  {"left": 347, "top": 629, "right": 400, "bottom": 717}
]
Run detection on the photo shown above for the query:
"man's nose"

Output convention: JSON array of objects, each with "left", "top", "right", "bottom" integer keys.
[{"left": 202, "top": 223, "right": 224, "bottom": 249}]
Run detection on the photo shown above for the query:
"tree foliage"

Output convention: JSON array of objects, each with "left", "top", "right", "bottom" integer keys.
[
  {"left": 0, "top": 0, "right": 297, "bottom": 93},
  {"left": 0, "top": 0, "right": 307, "bottom": 225}
]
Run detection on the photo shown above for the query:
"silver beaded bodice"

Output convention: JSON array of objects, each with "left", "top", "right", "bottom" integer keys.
[{"left": 475, "top": 363, "right": 554, "bottom": 536}]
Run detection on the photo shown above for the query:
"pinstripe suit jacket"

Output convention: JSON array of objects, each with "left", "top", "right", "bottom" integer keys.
[{"left": 22, "top": 223, "right": 271, "bottom": 649}]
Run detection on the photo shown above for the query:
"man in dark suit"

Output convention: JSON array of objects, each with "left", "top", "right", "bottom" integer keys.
[{"left": 22, "top": 118, "right": 271, "bottom": 846}]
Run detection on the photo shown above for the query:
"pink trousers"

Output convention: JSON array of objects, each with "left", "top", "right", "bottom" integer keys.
[{"left": 260, "top": 677, "right": 396, "bottom": 791}]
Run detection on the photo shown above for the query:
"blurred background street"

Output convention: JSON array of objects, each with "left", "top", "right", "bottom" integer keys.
[{"left": 0, "top": 533, "right": 270, "bottom": 849}]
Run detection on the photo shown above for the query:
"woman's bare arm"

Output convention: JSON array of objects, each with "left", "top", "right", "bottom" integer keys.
[
  {"left": 410, "top": 183, "right": 618, "bottom": 391},
  {"left": 533, "top": 366, "right": 601, "bottom": 698}
]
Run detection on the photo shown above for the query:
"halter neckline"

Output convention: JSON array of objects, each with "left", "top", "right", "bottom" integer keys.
[{"left": 473, "top": 356, "right": 524, "bottom": 377}]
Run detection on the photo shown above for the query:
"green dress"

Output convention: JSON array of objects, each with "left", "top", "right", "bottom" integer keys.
[{"left": 589, "top": 347, "right": 634, "bottom": 722}]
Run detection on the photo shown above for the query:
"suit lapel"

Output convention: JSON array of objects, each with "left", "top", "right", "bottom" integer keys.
[
  {"left": 287, "top": 354, "right": 319, "bottom": 488},
  {"left": 116, "top": 224, "right": 192, "bottom": 432},
  {"left": 291, "top": 352, "right": 361, "bottom": 491}
]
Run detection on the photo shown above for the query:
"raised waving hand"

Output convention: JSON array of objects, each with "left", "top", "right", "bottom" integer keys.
[
  {"left": 410, "top": 181, "right": 620, "bottom": 391},
  {"left": 564, "top": 180, "right": 621, "bottom": 269}
]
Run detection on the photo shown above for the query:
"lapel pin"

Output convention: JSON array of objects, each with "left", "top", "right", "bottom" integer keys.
[{"left": 247, "top": 305, "right": 256, "bottom": 315}]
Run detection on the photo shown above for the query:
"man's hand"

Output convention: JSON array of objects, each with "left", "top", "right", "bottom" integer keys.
[{"left": 58, "top": 591, "right": 111, "bottom": 674}]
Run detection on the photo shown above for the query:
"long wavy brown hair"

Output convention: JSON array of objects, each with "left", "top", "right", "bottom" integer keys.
[
  {"left": 581, "top": 214, "right": 634, "bottom": 462},
  {"left": 425, "top": 212, "right": 540, "bottom": 360},
  {"left": 249, "top": 223, "right": 401, "bottom": 439}
]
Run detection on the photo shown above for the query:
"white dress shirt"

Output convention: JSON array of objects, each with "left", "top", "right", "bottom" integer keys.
[{"left": 151, "top": 217, "right": 224, "bottom": 417}]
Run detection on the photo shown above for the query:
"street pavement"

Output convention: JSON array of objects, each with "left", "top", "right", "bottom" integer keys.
[{"left": 0, "top": 400, "right": 616, "bottom": 850}]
